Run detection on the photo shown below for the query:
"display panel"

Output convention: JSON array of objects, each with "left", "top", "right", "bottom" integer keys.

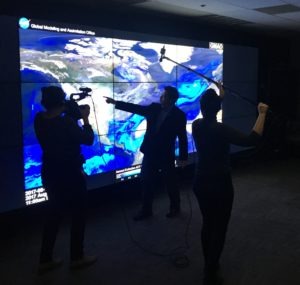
[{"left": 19, "top": 18, "right": 223, "bottom": 205}]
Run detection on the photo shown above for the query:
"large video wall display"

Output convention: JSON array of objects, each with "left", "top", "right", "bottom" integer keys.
[{"left": 18, "top": 17, "right": 223, "bottom": 205}]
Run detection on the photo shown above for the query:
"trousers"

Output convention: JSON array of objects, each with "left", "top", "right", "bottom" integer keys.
[
  {"left": 140, "top": 155, "right": 180, "bottom": 213},
  {"left": 193, "top": 172, "right": 234, "bottom": 270},
  {"left": 40, "top": 163, "right": 87, "bottom": 262}
]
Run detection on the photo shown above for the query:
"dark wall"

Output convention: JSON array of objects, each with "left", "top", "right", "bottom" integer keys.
[
  {"left": 291, "top": 41, "right": 300, "bottom": 119},
  {"left": 0, "top": 1, "right": 288, "bottom": 45},
  {"left": 0, "top": 16, "right": 25, "bottom": 213}
]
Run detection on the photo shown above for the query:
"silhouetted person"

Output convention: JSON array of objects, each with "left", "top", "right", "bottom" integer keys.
[
  {"left": 34, "top": 86, "right": 97, "bottom": 273},
  {"left": 105, "top": 86, "right": 188, "bottom": 220},
  {"left": 192, "top": 83, "right": 269, "bottom": 285}
]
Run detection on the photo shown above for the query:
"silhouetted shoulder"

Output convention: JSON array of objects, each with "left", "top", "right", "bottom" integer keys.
[
  {"left": 149, "top": 102, "right": 161, "bottom": 110},
  {"left": 173, "top": 106, "right": 186, "bottom": 117},
  {"left": 192, "top": 118, "right": 203, "bottom": 128}
]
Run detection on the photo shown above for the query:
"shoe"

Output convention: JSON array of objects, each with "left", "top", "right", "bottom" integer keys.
[
  {"left": 38, "top": 258, "right": 63, "bottom": 274},
  {"left": 133, "top": 211, "right": 153, "bottom": 221},
  {"left": 70, "top": 255, "right": 97, "bottom": 270},
  {"left": 166, "top": 209, "right": 180, "bottom": 218}
]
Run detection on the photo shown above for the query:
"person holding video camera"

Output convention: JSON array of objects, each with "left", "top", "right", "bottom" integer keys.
[
  {"left": 105, "top": 86, "right": 188, "bottom": 221},
  {"left": 34, "top": 86, "right": 97, "bottom": 273},
  {"left": 192, "top": 83, "right": 269, "bottom": 285}
]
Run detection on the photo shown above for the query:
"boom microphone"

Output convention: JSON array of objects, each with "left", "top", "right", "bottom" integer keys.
[{"left": 159, "top": 45, "right": 166, "bottom": 62}]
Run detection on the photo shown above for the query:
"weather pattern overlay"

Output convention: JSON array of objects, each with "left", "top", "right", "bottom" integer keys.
[{"left": 19, "top": 17, "right": 223, "bottom": 205}]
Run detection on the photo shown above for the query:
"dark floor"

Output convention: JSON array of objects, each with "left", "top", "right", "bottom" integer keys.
[{"left": 0, "top": 157, "right": 299, "bottom": 285}]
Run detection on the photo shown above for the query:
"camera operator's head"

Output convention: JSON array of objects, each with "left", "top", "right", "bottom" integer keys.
[
  {"left": 160, "top": 86, "right": 179, "bottom": 109},
  {"left": 41, "top": 86, "right": 66, "bottom": 111},
  {"left": 200, "top": 88, "right": 222, "bottom": 119}
]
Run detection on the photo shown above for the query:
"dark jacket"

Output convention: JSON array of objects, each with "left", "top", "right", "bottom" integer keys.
[
  {"left": 192, "top": 118, "right": 261, "bottom": 174},
  {"left": 115, "top": 101, "right": 188, "bottom": 162},
  {"left": 34, "top": 112, "right": 94, "bottom": 168}
]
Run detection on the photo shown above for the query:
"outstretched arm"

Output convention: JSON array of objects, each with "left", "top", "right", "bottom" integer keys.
[
  {"left": 104, "top": 96, "right": 149, "bottom": 117},
  {"left": 221, "top": 102, "right": 269, "bottom": 146},
  {"left": 104, "top": 96, "right": 116, "bottom": 105}
]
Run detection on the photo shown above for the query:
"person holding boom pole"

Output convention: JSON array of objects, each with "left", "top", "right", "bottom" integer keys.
[{"left": 192, "top": 83, "right": 269, "bottom": 285}]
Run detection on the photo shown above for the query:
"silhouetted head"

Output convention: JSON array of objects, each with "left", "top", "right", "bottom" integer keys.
[
  {"left": 200, "top": 88, "right": 222, "bottom": 119},
  {"left": 160, "top": 86, "right": 179, "bottom": 109},
  {"left": 41, "top": 86, "right": 66, "bottom": 110}
]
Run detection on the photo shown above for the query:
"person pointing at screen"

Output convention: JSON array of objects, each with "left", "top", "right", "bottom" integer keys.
[{"left": 105, "top": 86, "right": 188, "bottom": 221}]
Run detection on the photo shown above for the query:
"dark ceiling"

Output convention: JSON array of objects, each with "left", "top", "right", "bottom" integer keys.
[{"left": 2, "top": 0, "right": 300, "bottom": 40}]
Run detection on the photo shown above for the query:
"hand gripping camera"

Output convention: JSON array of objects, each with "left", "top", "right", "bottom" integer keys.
[{"left": 65, "top": 87, "right": 92, "bottom": 121}]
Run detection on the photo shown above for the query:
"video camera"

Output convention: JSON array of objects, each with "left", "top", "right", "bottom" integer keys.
[{"left": 65, "top": 87, "right": 92, "bottom": 121}]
